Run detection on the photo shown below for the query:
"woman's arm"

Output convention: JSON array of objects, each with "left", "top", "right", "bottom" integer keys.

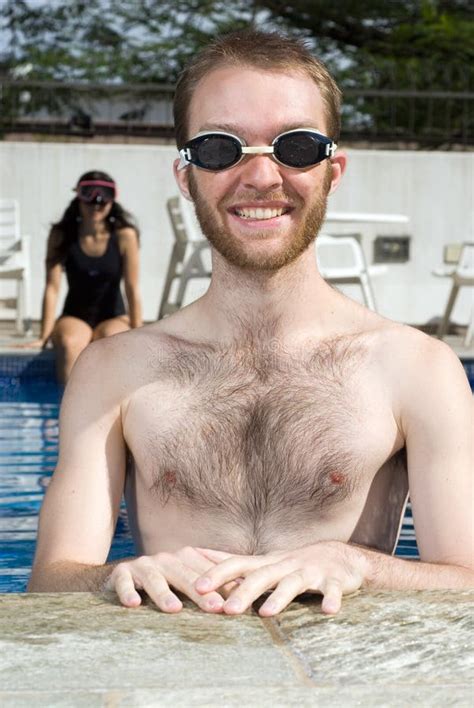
[
  {"left": 40, "top": 262, "right": 62, "bottom": 343},
  {"left": 119, "top": 227, "right": 142, "bottom": 328},
  {"left": 21, "top": 230, "right": 63, "bottom": 348}
]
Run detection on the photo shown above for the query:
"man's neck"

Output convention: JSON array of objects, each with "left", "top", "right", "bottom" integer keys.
[{"left": 196, "top": 246, "right": 343, "bottom": 344}]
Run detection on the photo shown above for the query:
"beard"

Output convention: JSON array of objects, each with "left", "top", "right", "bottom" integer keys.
[{"left": 188, "top": 164, "right": 333, "bottom": 272}]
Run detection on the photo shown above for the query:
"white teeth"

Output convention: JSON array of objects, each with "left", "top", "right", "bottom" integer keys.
[{"left": 235, "top": 207, "right": 286, "bottom": 220}]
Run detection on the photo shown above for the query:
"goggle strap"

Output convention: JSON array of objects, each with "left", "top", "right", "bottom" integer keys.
[
  {"left": 77, "top": 180, "right": 116, "bottom": 189},
  {"left": 178, "top": 149, "right": 191, "bottom": 170}
]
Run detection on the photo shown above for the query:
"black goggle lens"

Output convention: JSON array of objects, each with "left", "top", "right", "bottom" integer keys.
[
  {"left": 78, "top": 185, "right": 115, "bottom": 204},
  {"left": 274, "top": 131, "right": 326, "bottom": 168},
  {"left": 193, "top": 135, "right": 242, "bottom": 170}
]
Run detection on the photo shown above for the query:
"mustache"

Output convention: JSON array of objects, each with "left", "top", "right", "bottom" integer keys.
[{"left": 220, "top": 190, "right": 302, "bottom": 210}]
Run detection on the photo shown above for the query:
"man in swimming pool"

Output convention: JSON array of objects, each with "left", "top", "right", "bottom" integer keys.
[{"left": 28, "top": 30, "right": 473, "bottom": 615}]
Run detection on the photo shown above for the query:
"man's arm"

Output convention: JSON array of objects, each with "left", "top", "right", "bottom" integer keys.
[
  {"left": 28, "top": 333, "right": 229, "bottom": 613},
  {"left": 28, "top": 339, "right": 127, "bottom": 591},
  {"left": 350, "top": 335, "right": 473, "bottom": 592},
  {"left": 382, "top": 335, "right": 473, "bottom": 580}
]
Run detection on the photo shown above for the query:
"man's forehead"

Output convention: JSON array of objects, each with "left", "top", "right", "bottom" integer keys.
[
  {"left": 197, "top": 120, "right": 327, "bottom": 140},
  {"left": 188, "top": 65, "right": 327, "bottom": 137}
]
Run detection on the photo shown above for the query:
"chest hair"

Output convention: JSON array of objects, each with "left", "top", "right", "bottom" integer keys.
[{"left": 134, "top": 335, "right": 370, "bottom": 548}]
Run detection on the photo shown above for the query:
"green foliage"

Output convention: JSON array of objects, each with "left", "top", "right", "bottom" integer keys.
[
  {"left": 1, "top": 0, "right": 472, "bottom": 142},
  {"left": 2, "top": 0, "right": 471, "bottom": 87},
  {"left": 254, "top": 0, "right": 473, "bottom": 87},
  {"left": 0, "top": 0, "right": 255, "bottom": 83}
]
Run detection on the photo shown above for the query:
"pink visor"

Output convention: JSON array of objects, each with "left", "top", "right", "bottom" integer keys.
[{"left": 76, "top": 180, "right": 117, "bottom": 204}]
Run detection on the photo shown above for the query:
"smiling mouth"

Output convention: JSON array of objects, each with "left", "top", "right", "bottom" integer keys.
[{"left": 233, "top": 207, "right": 291, "bottom": 220}]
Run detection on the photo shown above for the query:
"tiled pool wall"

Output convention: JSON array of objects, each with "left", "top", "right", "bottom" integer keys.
[
  {"left": 0, "top": 351, "right": 57, "bottom": 382},
  {"left": 0, "top": 351, "right": 59, "bottom": 403}
]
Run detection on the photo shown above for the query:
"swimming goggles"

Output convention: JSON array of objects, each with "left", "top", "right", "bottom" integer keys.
[
  {"left": 76, "top": 180, "right": 116, "bottom": 204},
  {"left": 178, "top": 128, "right": 337, "bottom": 171}
]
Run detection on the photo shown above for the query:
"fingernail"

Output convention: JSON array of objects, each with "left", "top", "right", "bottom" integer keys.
[
  {"left": 261, "top": 601, "right": 277, "bottom": 615},
  {"left": 224, "top": 599, "right": 242, "bottom": 613},
  {"left": 165, "top": 596, "right": 181, "bottom": 610},
  {"left": 196, "top": 577, "right": 212, "bottom": 591},
  {"left": 206, "top": 597, "right": 224, "bottom": 610},
  {"left": 125, "top": 593, "right": 140, "bottom": 605}
]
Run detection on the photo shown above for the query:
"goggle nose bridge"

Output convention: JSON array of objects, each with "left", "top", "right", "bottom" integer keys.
[
  {"left": 88, "top": 188, "right": 104, "bottom": 200},
  {"left": 240, "top": 145, "right": 274, "bottom": 155}
]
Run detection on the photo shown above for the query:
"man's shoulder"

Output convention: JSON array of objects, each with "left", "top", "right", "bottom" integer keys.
[
  {"left": 69, "top": 322, "right": 178, "bottom": 391},
  {"left": 360, "top": 317, "right": 447, "bottom": 357},
  {"left": 374, "top": 321, "right": 460, "bottom": 368},
  {"left": 368, "top": 321, "right": 468, "bottom": 410}
]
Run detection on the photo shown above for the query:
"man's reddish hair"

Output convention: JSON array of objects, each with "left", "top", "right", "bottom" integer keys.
[{"left": 173, "top": 29, "right": 342, "bottom": 148}]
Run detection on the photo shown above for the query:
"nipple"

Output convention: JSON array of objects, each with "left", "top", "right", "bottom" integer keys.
[
  {"left": 163, "top": 470, "right": 177, "bottom": 487},
  {"left": 329, "top": 471, "right": 346, "bottom": 486}
]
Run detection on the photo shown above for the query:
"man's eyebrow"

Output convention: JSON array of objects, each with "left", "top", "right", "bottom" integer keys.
[{"left": 197, "top": 121, "right": 323, "bottom": 137}]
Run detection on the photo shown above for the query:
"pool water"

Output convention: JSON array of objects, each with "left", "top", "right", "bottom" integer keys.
[
  {"left": 3, "top": 354, "right": 472, "bottom": 593},
  {"left": 0, "top": 369, "right": 134, "bottom": 593}
]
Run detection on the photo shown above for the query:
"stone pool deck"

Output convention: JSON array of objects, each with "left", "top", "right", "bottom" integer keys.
[{"left": 1, "top": 590, "right": 472, "bottom": 707}]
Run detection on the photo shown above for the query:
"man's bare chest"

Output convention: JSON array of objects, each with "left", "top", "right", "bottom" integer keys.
[{"left": 124, "top": 339, "right": 397, "bottom": 547}]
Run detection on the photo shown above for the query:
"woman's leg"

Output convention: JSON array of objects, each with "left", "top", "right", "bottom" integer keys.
[
  {"left": 51, "top": 316, "right": 93, "bottom": 384},
  {"left": 92, "top": 315, "right": 130, "bottom": 341}
]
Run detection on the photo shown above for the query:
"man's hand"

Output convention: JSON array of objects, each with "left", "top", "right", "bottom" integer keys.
[
  {"left": 195, "top": 542, "right": 369, "bottom": 616},
  {"left": 105, "top": 546, "right": 229, "bottom": 613}
]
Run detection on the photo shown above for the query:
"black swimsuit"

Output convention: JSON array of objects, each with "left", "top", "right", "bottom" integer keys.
[{"left": 61, "top": 231, "right": 126, "bottom": 328}]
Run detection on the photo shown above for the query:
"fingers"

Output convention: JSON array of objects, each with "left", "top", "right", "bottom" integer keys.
[
  {"left": 258, "top": 571, "right": 309, "bottom": 616},
  {"left": 109, "top": 562, "right": 182, "bottom": 612},
  {"left": 108, "top": 553, "right": 225, "bottom": 614},
  {"left": 135, "top": 562, "right": 183, "bottom": 613},
  {"left": 219, "top": 561, "right": 297, "bottom": 615},
  {"left": 156, "top": 553, "right": 224, "bottom": 613},
  {"left": 195, "top": 548, "right": 232, "bottom": 563},
  {"left": 177, "top": 545, "right": 238, "bottom": 600},
  {"left": 209, "top": 562, "right": 344, "bottom": 617},
  {"left": 110, "top": 549, "right": 349, "bottom": 617},
  {"left": 259, "top": 574, "right": 344, "bottom": 617},
  {"left": 320, "top": 578, "right": 343, "bottom": 615},
  {"left": 177, "top": 546, "right": 220, "bottom": 576},
  {"left": 12, "top": 341, "right": 42, "bottom": 349},
  {"left": 195, "top": 555, "right": 270, "bottom": 595},
  {"left": 108, "top": 565, "right": 143, "bottom": 608}
]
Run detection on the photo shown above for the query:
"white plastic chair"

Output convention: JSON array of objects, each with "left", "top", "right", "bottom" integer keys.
[
  {"left": 0, "top": 199, "right": 31, "bottom": 334},
  {"left": 158, "top": 195, "right": 210, "bottom": 318},
  {"left": 433, "top": 242, "right": 474, "bottom": 346},
  {"left": 316, "top": 234, "right": 387, "bottom": 311}
]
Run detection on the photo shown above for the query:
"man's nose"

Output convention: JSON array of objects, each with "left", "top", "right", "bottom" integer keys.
[{"left": 239, "top": 154, "right": 284, "bottom": 192}]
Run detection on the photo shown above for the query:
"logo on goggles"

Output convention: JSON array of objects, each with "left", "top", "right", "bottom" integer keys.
[
  {"left": 76, "top": 180, "right": 116, "bottom": 204},
  {"left": 178, "top": 128, "right": 337, "bottom": 171}
]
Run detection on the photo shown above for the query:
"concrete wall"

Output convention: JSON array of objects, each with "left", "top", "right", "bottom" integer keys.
[{"left": 0, "top": 141, "right": 472, "bottom": 324}]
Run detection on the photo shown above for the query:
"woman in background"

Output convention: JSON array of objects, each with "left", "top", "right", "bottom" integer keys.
[{"left": 26, "top": 170, "right": 142, "bottom": 383}]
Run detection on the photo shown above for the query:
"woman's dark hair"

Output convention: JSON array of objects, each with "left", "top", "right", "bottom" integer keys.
[{"left": 47, "top": 170, "right": 140, "bottom": 268}]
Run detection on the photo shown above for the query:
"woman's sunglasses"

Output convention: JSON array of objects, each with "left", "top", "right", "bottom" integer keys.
[
  {"left": 178, "top": 128, "right": 337, "bottom": 172},
  {"left": 76, "top": 180, "right": 116, "bottom": 204}
]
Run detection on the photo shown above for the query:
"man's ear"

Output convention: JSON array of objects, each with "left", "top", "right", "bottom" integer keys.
[
  {"left": 328, "top": 151, "right": 347, "bottom": 195},
  {"left": 173, "top": 159, "right": 193, "bottom": 201}
]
